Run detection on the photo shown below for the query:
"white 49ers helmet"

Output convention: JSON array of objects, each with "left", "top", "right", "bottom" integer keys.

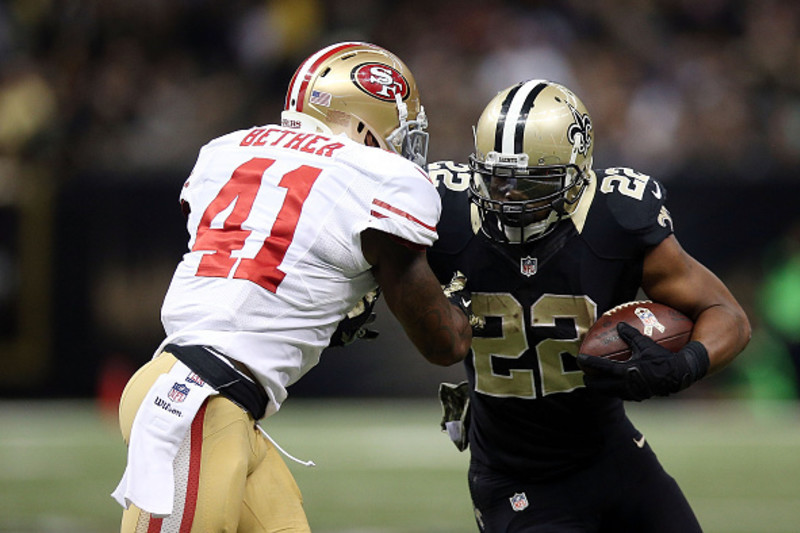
[
  {"left": 469, "top": 80, "right": 593, "bottom": 243},
  {"left": 282, "top": 42, "right": 428, "bottom": 166}
]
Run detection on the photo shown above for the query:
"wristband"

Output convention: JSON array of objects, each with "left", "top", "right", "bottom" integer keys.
[{"left": 681, "top": 340, "right": 710, "bottom": 383}]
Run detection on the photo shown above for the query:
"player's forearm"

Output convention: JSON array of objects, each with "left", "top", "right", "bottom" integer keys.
[
  {"left": 383, "top": 262, "right": 472, "bottom": 365},
  {"left": 642, "top": 236, "right": 751, "bottom": 375},
  {"left": 692, "top": 303, "right": 751, "bottom": 374},
  {"left": 363, "top": 229, "right": 472, "bottom": 365},
  {"left": 403, "top": 296, "right": 472, "bottom": 366}
]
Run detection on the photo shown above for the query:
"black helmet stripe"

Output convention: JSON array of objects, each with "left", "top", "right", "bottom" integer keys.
[
  {"left": 515, "top": 84, "right": 545, "bottom": 153},
  {"left": 495, "top": 80, "right": 548, "bottom": 154},
  {"left": 494, "top": 83, "right": 522, "bottom": 152}
]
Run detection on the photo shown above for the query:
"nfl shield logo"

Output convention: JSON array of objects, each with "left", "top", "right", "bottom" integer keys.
[
  {"left": 509, "top": 492, "right": 529, "bottom": 512},
  {"left": 168, "top": 383, "right": 190, "bottom": 403},
  {"left": 520, "top": 256, "right": 538, "bottom": 277}
]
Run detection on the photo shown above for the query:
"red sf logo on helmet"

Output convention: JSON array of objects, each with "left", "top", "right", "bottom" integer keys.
[{"left": 352, "top": 63, "right": 409, "bottom": 102}]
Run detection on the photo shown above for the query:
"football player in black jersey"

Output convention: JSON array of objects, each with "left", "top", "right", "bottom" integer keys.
[{"left": 427, "top": 80, "right": 751, "bottom": 532}]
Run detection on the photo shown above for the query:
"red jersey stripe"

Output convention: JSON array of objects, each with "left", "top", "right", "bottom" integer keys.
[
  {"left": 371, "top": 199, "right": 436, "bottom": 232},
  {"left": 416, "top": 166, "right": 433, "bottom": 184}
]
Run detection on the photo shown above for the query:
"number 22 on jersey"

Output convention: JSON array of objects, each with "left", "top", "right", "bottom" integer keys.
[
  {"left": 191, "top": 157, "right": 321, "bottom": 292},
  {"left": 472, "top": 293, "right": 597, "bottom": 398}
]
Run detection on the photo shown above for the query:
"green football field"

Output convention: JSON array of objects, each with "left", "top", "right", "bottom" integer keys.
[{"left": 1, "top": 398, "right": 798, "bottom": 532}]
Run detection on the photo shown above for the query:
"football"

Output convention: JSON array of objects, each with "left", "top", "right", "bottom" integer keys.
[{"left": 580, "top": 300, "right": 694, "bottom": 361}]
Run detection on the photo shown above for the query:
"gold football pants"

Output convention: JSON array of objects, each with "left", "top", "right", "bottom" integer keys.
[{"left": 118, "top": 352, "right": 311, "bottom": 533}]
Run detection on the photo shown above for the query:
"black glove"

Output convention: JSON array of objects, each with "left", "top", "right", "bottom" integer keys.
[
  {"left": 328, "top": 289, "right": 380, "bottom": 347},
  {"left": 576, "top": 322, "right": 710, "bottom": 401},
  {"left": 442, "top": 271, "right": 485, "bottom": 331}
]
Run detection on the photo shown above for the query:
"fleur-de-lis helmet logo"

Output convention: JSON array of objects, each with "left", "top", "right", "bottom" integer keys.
[{"left": 565, "top": 100, "right": 592, "bottom": 156}]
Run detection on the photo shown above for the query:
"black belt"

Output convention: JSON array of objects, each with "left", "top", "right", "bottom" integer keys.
[{"left": 164, "top": 344, "right": 269, "bottom": 420}]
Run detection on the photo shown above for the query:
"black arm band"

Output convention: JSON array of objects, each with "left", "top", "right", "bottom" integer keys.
[{"left": 681, "top": 340, "right": 710, "bottom": 382}]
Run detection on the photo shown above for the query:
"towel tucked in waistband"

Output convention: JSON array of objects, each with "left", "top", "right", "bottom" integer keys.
[{"left": 112, "top": 359, "right": 217, "bottom": 517}]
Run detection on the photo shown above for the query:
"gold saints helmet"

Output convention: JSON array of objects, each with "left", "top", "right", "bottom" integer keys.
[
  {"left": 282, "top": 42, "right": 428, "bottom": 166},
  {"left": 469, "top": 80, "right": 593, "bottom": 243}
]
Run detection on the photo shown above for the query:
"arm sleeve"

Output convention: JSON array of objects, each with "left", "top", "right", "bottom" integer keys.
[
  {"left": 365, "top": 165, "right": 441, "bottom": 247},
  {"left": 178, "top": 143, "right": 214, "bottom": 212},
  {"left": 583, "top": 169, "right": 674, "bottom": 258},
  {"left": 607, "top": 176, "right": 674, "bottom": 247}
]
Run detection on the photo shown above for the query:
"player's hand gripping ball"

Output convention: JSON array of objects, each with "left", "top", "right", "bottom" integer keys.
[
  {"left": 579, "top": 301, "right": 693, "bottom": 361},
  {"left": 577, "top": 301, "right": 709, "bottom": 401}
]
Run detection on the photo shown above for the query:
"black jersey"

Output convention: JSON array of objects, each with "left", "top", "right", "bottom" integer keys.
[{"left": 427, "top": 161, "right": 674, "bottom": 479}]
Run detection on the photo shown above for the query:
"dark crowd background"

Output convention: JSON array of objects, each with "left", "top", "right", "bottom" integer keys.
[{"left": 1, "top": 0, "right": 799, "bottom": 405}]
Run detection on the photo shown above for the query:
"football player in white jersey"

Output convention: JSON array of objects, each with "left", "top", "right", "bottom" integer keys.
[{"left": 112, "top": 42, "right": 474, "bottom": 533}]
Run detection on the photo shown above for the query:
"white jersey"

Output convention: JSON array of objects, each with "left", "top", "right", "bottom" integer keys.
[{"left": 159, "top": 124, "right": 440, "bottom": 417}]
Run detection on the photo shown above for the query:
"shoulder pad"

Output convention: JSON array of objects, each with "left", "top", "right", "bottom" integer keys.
[
  {"left": 597, "top": 167, "right": 671, "bottom": 232},
  {"left": 581, "top": 167, "right": 673, "bottom": 258},
  {"left": 368, "top": 160, "right": 439, "bottom": 248},
  {"left": 428, "top": 160, "right": 472, "bottom": 196},
  {"left": 427, "top": 161, "right": 478, "bottom": 256}
]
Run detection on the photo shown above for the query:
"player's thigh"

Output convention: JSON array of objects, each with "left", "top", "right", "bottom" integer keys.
[
  {"left": 605, "top": 444, "right": 701, "bottom": 533},
  {"left": 119, "top": 504, "right": 147, "bottom": 533},
  {"left": 118, "top": 353, "right": 178, "bottom": 442},
  {"left": 182, "top": 395, "right": 257, "bottom": 532},
  {"left": 197, "top": 398, "right": 311, "bottom": 532},
  {"left": 239, "top": 430, "right": 310, "bottom": 533},
  {"left": 468, "top": 463, "right": 598, "bottom": 533},
  {"left": 118, "top": 353, "right": 183, "bottom": 533},
  {"left": 117, "top": 358, "right": 309, "bottom": 532},
  {"left": 118, "top": 396, "right": 249, "bottom": 533}
]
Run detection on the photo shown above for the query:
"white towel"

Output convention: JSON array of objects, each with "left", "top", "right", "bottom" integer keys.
[{"left": 112, "top": 360, "right": 217, "bottom": 517}]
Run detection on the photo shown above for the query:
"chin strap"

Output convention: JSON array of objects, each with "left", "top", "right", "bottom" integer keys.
[{"left": 551, "top": 197, "right": 567, "bottom": 216}]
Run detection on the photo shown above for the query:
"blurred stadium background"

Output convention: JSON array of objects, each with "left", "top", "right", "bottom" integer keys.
[{"left": 1, "top": 0, "right": 800, "bottom": 531}]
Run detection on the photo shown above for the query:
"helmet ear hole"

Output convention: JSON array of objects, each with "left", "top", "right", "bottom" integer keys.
[
  {"left": 364, "top": 131, "right": 379, "bottom": 148},
  {"left": 357, "top": 122, "right": 365, "bottom": 133}
]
